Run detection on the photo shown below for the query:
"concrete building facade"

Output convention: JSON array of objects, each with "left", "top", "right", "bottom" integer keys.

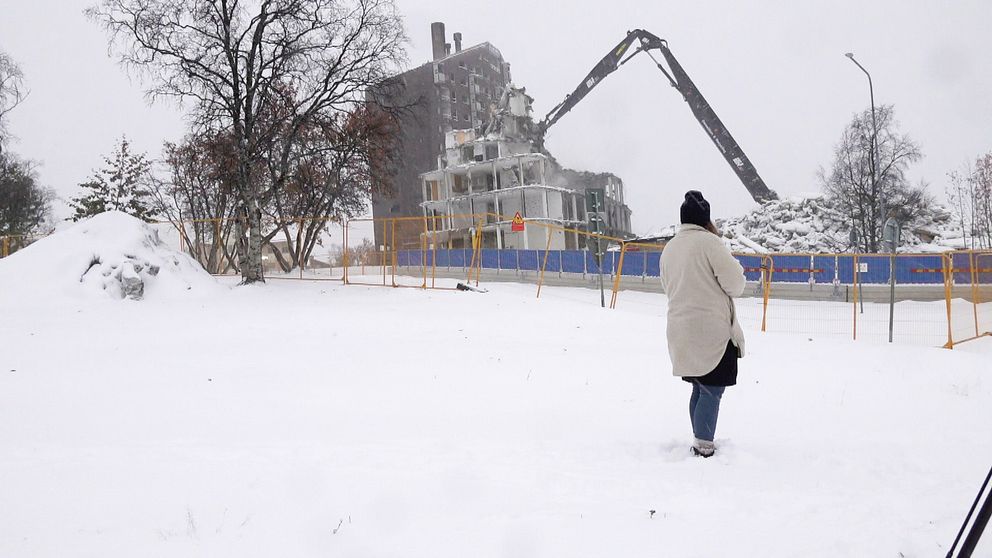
[
  {"left": 371, "top": 23, "right": 511, "bottom": 247},
  {"left": 418, "top": 88, "right": 632, "bottom": 251},
  {"left": 420, "top": 128, "right": 586, "bottom": 250}
]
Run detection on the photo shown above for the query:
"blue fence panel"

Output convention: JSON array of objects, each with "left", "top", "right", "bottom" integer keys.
[
  {"left": 585, "top": 251, "right": 603, "bottom": 274},
  {"left": 423, "top": 250, "right": 437, "bottom": 269},
  {"left": 836, "top": 255, "right": 855, "bottom": 284},
  {"left": 433, "top": 249, "right": 449, "bottom": 268},
  {"left": 735, "top": 255, "right": 764, "bottom": 282},
  {"left": 519, "top": 250, "right": 540, "bottom": 271},
  {"left": 952, "top": 252, "right": 972, "bottom": 285},
  {"left": 481, "top": 249, "right": 499, "bottom": 270},
  {"left": 620, "top": 250, "right": 645, "bottom": 276},
  {"left": 584, "top": 251, "right": 617, "bottom": 274},
  {"left": 769, "top": 255, "right": 810, "bottom": 283},
  {"left": 562, "top": 250, "right": 586, "bottom": 274},
  {"left": 858, "top": 255, "right": 891, "bottom": 284},
  {"left": 498, "top": 250, "right": 517, "bottom": 270},
  {"left": 539, "top": 250, "right": 562, "bottom": 273},
  {"left": 645, "top": 252, "right": 662, "bottom": 277},
  {"left": 978, "top": 253, "right": 992, "bottom": 286},
  {"left": 896, "top": 255, "right": 943, "bottom": 284},
  {"left": 449, "top": 249, "right": 466, "bottom": 268},
  {"left": 812, "top": 255, "right": 836, "bottom": 284}
]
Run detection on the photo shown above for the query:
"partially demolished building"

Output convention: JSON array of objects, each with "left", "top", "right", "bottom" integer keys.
[
  {"left": 374, "top": 22, "right": 632, "bottom": 250},
  {"left": 419, "top": 87, "right": 632, "bottom": 250},
  {"left": 371, "top": 23, "right": 512, "bottom": 247}
]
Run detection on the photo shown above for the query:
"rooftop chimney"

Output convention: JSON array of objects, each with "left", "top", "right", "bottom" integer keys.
[
  {"left": 453, "top": 32, "right": 463, "bottom": 53},
  {"left": 445, "top": 43, "right": 451, "bottom": 56},
  {"left": 430, "top": 22, "right": 446, "bottom": 61}
]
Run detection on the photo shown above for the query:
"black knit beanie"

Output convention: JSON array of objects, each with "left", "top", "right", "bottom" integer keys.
[{"left": 680, "top": 190, "right": 710, "bottom": 228}]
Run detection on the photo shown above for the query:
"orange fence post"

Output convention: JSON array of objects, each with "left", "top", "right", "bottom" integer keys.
[
  {"left": 536, "top": 224, "right": 554, "bottom": 299},
  {"left": 944, "top": 253, "right": 954, "bottom": 348},
  {"left": 466, "top": 227, "right": 477, "bottom": 284},
  {"left": 342, "top": 221, "right": 349, "bottom": 285},
  {"left": 391, "top": 219, "right": 398, "bottom": 287},
  {"left": 970, "top": 251, "right": 980, "bottom": 338},
  {"left": 609, "top": 243, "right": 628, "bottom": 309},
  {"left": 421, "top": 216, "right": 428, "bottom": 289},
  {"left": 760, "top": 255, "right": 772, "bottom": 333},
  {"left": 431, "top": 225, "right": 438, "bottom": 289},
  {"left": 474, "top": 218, "right": 484, "bottom": 287},
  {"left": 852, "top": 254, "right": 859, "bottom": 341},
  {"left": 381, "top": 220, "right": 388, "bottom": 286},
  {"left": 213, "top": 219, "right": 222, "bottom": 274},
  {"left": 1, "top": 236, "right": 8, "bottom": 258}
]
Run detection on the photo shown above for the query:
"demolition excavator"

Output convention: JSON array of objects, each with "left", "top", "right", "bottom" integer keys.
[{"left": 537, "top": 29, "right": 778, "bottom": 203}]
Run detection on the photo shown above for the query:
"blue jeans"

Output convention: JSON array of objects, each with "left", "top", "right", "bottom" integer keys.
[{"left": 689, "top": 381, "right": 726, "bottom": 442}]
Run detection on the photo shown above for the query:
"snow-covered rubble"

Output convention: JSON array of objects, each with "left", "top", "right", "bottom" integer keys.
[
  {"left": 0, "top": 211, "right": 221, "bottom": 304},
  {"left": 714, "top": 194, "right": 961, "bottom": 253}
]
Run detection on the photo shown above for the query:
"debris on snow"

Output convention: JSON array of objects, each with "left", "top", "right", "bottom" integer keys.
[{"left": 712, "top": 194, "right": 958, "bottom": 253}]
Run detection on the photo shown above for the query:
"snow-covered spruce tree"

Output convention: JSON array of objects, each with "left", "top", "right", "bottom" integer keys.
[
  {"left": 819, "top": 105, "right": 929, "bottom": 252},
  {"left": 69, "top": 136, "right": 156, "bottom": 222}
]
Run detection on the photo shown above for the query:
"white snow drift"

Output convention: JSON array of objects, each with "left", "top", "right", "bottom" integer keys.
[{"left": 0, "top": 211, "right": 221, "bottom": 304}]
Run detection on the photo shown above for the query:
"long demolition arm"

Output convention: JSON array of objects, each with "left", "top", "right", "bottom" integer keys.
[{"left": 538, "top": 29, "right": 778, "bottom": 203}]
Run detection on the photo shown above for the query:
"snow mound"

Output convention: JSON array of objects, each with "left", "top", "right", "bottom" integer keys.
[
  {"left": 0, "top": 211, "right": 222, "bottom": 303},
  {"left": 715, "top": 194, "right": 958, "bottom": 253}
]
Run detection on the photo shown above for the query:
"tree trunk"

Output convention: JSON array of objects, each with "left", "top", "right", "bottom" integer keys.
[{"left": 242, "top": 198, "right": 265, "bottom": 283}]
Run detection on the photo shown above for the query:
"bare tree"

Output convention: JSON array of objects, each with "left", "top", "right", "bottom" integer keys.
[
  {"left": 975, "top": 152, "right": 992, "bottom": 249},
  {"left": 944, "top": 153, "right": 992, "bottom": 250},
  {"left": 820, "top": 105, "right": 925, "bottom": 252},
  {"left": 153, "top": 132, "right": 242, "bottom": 273},
  {"left": 87, "top": 0, "right": 407, "bottom": 283},
  {"left": 263, "top": 102, "right": 400, "bottom": 272},
  {"left": 0, "top": 51, "right": 27, "bottom": 153},
  {"left": 947, "top": 165, "right": 976, "bottom": 249}
]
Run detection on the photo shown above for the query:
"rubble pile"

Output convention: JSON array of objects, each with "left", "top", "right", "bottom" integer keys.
[{"left": 716, "top": 194, "right": 963, "bottom": 253}]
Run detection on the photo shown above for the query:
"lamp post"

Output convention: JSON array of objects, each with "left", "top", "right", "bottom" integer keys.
[
  {"left": 846, "top": 52, "right": 895, "bottom": 342},
  {"left": 844, "top": 52, "right": 881, "bottom": 249}
]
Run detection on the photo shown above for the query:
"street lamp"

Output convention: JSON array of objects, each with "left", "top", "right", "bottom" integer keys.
[
  {"left": 844, "top": 52, "right": 881, "bottom": 247},
  {"left": 846, "top": 52, "right": 896, "bottom": 343}
]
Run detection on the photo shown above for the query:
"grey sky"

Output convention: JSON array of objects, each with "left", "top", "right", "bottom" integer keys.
[{"left": 3, "top": 0, "right": 990, "bottom": 233}]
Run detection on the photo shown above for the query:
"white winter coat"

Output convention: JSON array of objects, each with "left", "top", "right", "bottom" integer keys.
[{"left": 660, "top": 224, "right": 747, "bottom": 377}]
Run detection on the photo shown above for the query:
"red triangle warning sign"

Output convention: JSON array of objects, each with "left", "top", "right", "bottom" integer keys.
[{"left": 511, "top": 212, "right": 525, "bottom": 232}]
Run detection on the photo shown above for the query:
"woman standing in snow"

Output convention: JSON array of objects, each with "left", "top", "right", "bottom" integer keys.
[{"left": 659, "top": 191, "right": 746, "bottom": 458}]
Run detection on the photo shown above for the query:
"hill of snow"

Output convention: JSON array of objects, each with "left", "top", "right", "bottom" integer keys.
[
  {"left": 715, "top": 194, "right": 963, "bottom": 254},
  {"left": 0, "top": 211, "right": 222, "bottom": 304}
]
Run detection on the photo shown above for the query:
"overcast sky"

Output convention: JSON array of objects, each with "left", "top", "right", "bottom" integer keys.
[{"left": 3, "top": 0, "right": 991, "bottom": 233}]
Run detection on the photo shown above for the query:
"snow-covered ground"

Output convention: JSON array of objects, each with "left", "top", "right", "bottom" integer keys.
[{"left": 1, "top": 215, "right": 991, "bottom": 557}]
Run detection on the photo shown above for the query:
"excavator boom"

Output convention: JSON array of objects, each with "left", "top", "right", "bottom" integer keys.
[{"left": 539, "top": 29, "right": 778, "bottom": 203}]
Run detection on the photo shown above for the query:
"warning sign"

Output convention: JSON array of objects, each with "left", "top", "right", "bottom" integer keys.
[{"left": 511, "top": 212, "right": 525, "bottom": 232}]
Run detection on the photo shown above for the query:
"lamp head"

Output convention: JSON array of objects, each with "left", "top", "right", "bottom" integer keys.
[{"left": 845, "top": 52, "right": 855, "bottom": 59}]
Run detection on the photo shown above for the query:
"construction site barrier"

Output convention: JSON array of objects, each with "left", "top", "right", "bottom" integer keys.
[{"left": 3, "top": 214, "right": 989, "bottom": 349}]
